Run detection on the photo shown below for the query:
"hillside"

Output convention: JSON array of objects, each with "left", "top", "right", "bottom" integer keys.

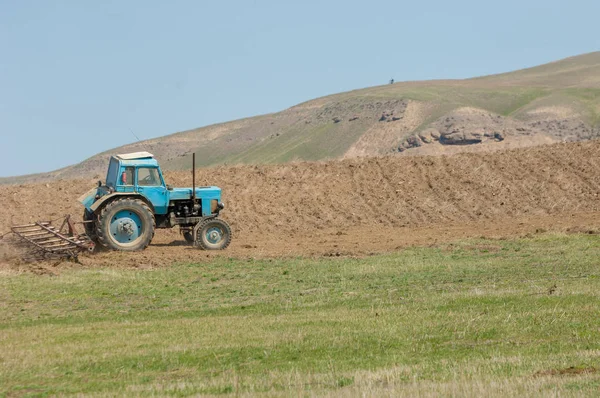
[{"left": 2, "top": 51, "right": 599, "bottom": 184}]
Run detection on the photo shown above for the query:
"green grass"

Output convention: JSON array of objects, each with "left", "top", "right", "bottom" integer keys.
[
  {"left": 210, "top": 119, "right": 372, "bottom": 166},
  {"left": 1, "top": 234, "right": 599, "bottom": 396},
  {"left": 337, "top": 85, "right": 550, "bottom": 117},
  {"left": 561, "top": 88, "right": 600, "bottom": 126},
  {"left": 364, "top": 86, "right": 550, "bottom": 117},
  {"left": 364, "top": 85, "right": 551, "bottom": 135}
]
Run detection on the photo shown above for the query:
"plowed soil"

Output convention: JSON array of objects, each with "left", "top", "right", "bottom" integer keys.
[{"left": 1, "top": 140, "right": 599, "bottom": 271}]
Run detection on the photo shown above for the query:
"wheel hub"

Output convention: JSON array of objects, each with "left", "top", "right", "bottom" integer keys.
[
  {"left": 109, "top": 211, "right": 142, "bottom": 244},
  {"left": 206, "top": 227, "right": 222, "bottom": 244},
  {"left": 119, "top": 220, "right": 135, "bottom": 236}
]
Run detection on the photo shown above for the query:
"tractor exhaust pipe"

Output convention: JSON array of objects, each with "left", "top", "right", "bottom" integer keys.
[{"left": 192, "top": 153, "right": 196, "bottom": 201}]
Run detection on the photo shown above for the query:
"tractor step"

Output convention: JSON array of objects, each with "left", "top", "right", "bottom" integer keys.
[{"left": 9, "top": 215, "right": 95, "bottom": 261}]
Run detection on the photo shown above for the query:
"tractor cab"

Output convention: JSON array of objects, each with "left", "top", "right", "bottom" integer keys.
[
  {"left": 106, "top": 152, "right": 163, "bottom": 189},
  {"left": 105, "top": 152, "right": 169, "bottom": 214}
]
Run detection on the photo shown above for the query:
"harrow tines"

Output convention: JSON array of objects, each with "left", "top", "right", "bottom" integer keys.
[{"left": 9, "top": 215, "right": 95, "bottom": 262}]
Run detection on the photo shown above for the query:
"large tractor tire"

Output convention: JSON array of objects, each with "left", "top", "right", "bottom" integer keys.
[
  {"left": 96, "top": 198, "right": 155, "bottom": 251},
  {"left": 196, "top": 218, "right": 232, "bottom": 250}
]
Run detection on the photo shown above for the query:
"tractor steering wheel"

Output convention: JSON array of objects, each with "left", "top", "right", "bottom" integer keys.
[{"left": 140, "top": 175, "right": 155, "bottom": 185}]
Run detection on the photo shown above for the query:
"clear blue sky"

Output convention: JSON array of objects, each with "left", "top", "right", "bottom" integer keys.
[{"left": 1, "top": 0, "right": 598, "bottom": 177}]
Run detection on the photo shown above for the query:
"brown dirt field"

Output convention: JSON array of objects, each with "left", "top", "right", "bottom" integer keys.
[{"left": 1, "top": 140, "right": 599, "bottom": 271}]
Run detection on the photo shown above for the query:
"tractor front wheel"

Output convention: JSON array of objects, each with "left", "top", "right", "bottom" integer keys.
[
  {"left": 182, "top": 230, "right": 194, "bottom": 244},
  {"left": 196, "top": 218, "right": 232, "bottom": 250},
  {"left": 96, "top": 198, "right": 155, "bottom": 251}
]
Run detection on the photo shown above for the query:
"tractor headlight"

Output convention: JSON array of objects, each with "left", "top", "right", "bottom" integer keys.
[
  {"left": 211, "top": 200, "right": 224, "bottom": 213},
  {"left": 210, "top": 200, "right": 219, "bottom": 213}
]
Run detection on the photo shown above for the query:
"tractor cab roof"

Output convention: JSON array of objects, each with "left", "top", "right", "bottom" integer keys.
[
  {"left": 115, "top": 151, "right": 154, "bottom": 160},
  {"left": 111, "top": 152, "right": 159, "bottom": 168}
]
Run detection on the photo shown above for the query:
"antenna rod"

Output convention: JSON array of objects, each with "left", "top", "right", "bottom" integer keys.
[
  {"left": 192, "top": 153, "right": 196, "bottom": 201},
  {"left": 129, "top": 127, "right": 142, "bottom": 142},
  {"left": 128, "top": 127, "right": 152, "bottom": 153}
]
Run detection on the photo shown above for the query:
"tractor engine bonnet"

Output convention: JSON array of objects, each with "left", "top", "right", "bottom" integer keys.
[
  {"left": 79, "top": 185, "right": 222, "bottom": 218},
  {"left": 169, "top": 186, "right": 220, "bottom": 201}
]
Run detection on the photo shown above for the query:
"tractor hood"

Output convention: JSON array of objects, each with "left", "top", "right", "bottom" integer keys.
[
  {"left": 169, "top": 186, "right": 221, "bottom": 201},
  {"left": 78, "top": 185, "right": 223, "bottom": 216}
]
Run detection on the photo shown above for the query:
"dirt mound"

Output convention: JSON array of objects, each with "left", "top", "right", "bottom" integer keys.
[
  {"left": 0, "top": 140, "right": 598, "bottom": 268},
  {"left": 1, "top": 140, "right": 599, "bottom": 235},
  {"left": 197, "top": 139, "right": 598, "bottom": 236}
]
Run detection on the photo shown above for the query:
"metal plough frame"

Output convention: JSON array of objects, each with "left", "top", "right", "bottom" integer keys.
[{"left": 8, "top": 215, "right": 95, "bottom": 261}]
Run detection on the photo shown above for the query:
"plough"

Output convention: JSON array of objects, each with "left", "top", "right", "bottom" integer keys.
[{"left": 6, "top": 215, "right": 95, "bottom": 262}]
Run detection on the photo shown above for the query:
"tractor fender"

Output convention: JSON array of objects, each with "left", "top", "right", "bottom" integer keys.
[{"left": 90, "top": 193, "right": 155, "bottom": 215}]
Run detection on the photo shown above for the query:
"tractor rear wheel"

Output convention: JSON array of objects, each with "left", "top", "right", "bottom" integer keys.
[
  {"left": 196, "top": 218, "right": 231, "bottom": 250},
  {"left": 96, "top": 198, "right": 155, "bottom": 251}
]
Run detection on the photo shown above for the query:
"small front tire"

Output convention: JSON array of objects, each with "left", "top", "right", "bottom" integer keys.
[
  {"left": 196, "top": 218, "right": 232, "bottom": 250},
  {"left": 183, "top": 231, "right": 194, "bottom": 244}
]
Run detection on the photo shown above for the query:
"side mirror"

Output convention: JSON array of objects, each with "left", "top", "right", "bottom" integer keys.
[
  {"left": 97, "top": 180, "right": 102, "bottom": 187},
  {"left": 166, "top": 185, "right": 173, "bottom": 191}
]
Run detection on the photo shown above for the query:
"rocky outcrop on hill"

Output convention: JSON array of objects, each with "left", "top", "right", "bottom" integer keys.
[
  {"left": 398, "top": 108, "right": 547, "bottom": 152},
  {"left": 528, "top": 119, "right": 600, "bottom": 141},
  {"left": 397, "top": 128, "right": 505, "bottom": 151}
]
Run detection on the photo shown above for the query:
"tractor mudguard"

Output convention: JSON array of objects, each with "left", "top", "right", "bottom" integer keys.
[
  {"left": 78, "top": 187, "right": 99, "bottom": 210},
  {"left": 88, "top": 193, "right": 155, "bottom": 214}
]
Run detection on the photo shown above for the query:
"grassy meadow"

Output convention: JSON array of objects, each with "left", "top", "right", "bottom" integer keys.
[{"left": 1, "top": 233, "right": 599, "bottom": 396}]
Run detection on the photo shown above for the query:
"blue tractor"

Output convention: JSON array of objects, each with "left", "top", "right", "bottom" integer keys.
[{"left": 79, "top": 152, "right": 231, "bottom": 251}]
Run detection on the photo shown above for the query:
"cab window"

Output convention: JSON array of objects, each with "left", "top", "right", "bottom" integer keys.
[
  {"left": 119, "top": 167, "right": 134, "bottom": 186},
  {"left": 138, "top": 167, "right": 161, "bottom": 186}
]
